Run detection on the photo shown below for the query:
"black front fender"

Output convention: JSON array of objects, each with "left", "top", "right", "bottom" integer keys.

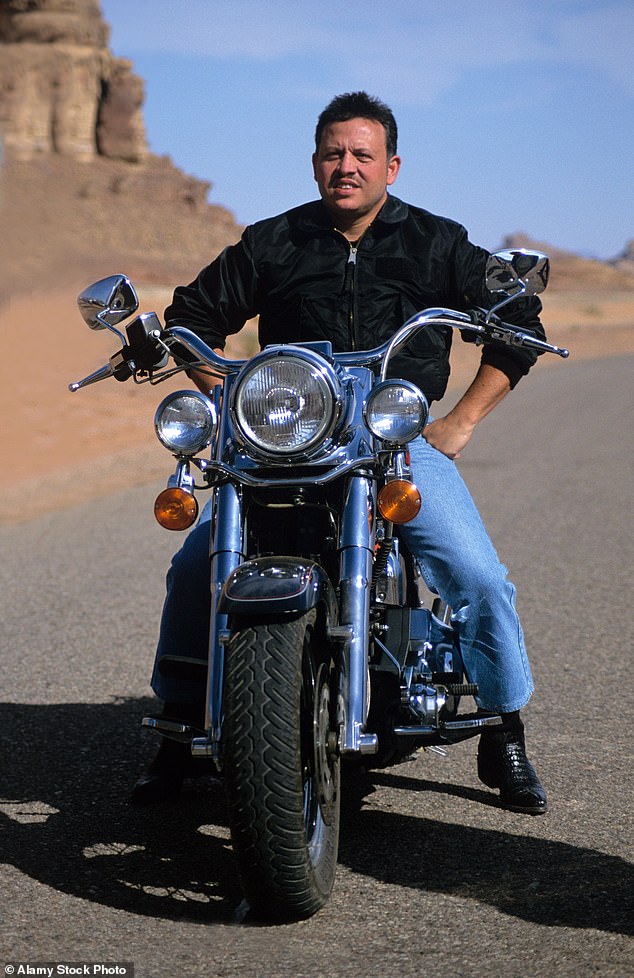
[{"left": 218, "top": 556, "right": 338, "bottom": 620}]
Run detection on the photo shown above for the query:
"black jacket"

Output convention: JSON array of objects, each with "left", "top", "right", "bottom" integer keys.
[{"left": 165, "top": 195, "right": 545, "bottom": 403}]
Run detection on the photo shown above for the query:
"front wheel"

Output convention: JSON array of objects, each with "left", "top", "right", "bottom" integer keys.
[{"left": 223, "top": 610, "right": 340, "bottom": 919}]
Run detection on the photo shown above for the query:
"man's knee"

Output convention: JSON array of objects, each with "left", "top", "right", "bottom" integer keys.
[{"left": 432, "top": 552, "right": 511, "bottom": 610}]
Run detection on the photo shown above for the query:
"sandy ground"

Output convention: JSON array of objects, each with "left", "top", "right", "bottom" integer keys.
[{"left": 1, "top": 282, "right": 632, "bottom": 524}]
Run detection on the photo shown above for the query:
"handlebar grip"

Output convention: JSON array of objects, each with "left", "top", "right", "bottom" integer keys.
[{"left": 465, "top": 308, "right": 569, "bottom": 358}]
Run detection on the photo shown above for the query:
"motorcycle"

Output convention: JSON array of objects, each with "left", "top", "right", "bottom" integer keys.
[{"left": 70, "top": 249, "right": 568, "bottom": 919}]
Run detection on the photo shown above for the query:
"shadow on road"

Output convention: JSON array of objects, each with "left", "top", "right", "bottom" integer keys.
[
  {"left": 1, "top": 700, "right": 632, "bottom": 934},
  {"left": 0, "top": 699, "right": 241, "bottom": 923},
  {"left": 340, "top": 770, "right": 634, "bottom": 935}
]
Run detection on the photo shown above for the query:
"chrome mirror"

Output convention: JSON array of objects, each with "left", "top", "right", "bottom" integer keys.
[
  {"left": 77, "top": 275, "right": 139, "bottom": 332},
  {"left": 485, "top": 250, "right": 549, "bottom": 322},
  {"left": 486, "top": 250, "right": 549, "bottom": 298}
]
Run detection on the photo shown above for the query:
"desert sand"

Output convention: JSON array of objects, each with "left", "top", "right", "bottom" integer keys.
[{"left": 1, "top": 281, "right": 632, "bottom": 525}]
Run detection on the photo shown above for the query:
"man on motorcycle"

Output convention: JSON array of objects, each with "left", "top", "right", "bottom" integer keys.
[{"left": 133, "top": 91, "right": 548, "bottom": 816}]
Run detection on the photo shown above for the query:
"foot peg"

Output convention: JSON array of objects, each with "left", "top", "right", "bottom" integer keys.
[
  {"left": 445, "top": 683, "right": 479, "bottom": 697},
  {"left": 142, "top": 715, "right": 203, "bottom": 743},
  {"left": 444, "top": 711, "right": 503, "bottom": 731}
]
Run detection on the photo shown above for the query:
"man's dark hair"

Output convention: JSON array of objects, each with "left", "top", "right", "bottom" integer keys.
[{"left": 315, "top": 91, "right": 398, "bottom": 157}]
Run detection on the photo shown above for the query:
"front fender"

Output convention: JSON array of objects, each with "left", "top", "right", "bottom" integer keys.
[{"left": 218, "top": 555, "right": 338, "bottom": 620}]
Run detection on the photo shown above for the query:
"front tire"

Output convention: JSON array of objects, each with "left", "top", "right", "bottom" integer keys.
[{"left": 223, "top": 610, "right": 340, "bottom": 919}]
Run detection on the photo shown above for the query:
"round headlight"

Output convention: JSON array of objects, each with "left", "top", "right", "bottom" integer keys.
[
  {"left": 231, "top": 349, "right": 341, "bottom": 458},
  {"left": 365, "top": 381, "right": 428, "bottom": 444},
  {"left": 154, "top": 390, "right": 217, "bottom": 456}
]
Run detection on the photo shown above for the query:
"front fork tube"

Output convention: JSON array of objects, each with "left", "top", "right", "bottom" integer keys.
[
  {"left": 194, "top": 474, "right": 377, "bottom": 761},
  {"left": 338, "top": 474, "right": 378, "bottom": 755},
  {"left": 191, "top": 480, "right": 243, "bottom": 765}
]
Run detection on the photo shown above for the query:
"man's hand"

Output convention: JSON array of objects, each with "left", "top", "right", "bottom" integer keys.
[
  {"left": 423, "top": 415, "right": 475, "bottom": 459},
  {"left": 423, "top": 363, "right": 512, "bottom": 459}
]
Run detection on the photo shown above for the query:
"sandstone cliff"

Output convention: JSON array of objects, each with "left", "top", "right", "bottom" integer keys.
[
  {"left": 0, "top": 0, "right": 242, "bottom": 301},
  {"left": 0, "top": 0, "right": 145, "bottom": 161}
]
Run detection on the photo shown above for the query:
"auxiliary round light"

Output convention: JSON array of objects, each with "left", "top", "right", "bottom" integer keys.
[
  {"left": 377, "top": 479, "right": 422, "bottom": 524},
  {"left": 154, "top": 487, "right": 199, "bottom": 530},
  {"left": 365, "top": 381, "right": 428, "bottom": 444},
  {"left": 154, "top": 390, "right": 217, "bottom": 456}
]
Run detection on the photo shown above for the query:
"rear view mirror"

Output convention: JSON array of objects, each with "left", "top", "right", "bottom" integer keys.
[
  {"left": 77, "top": 275, "right": 139, "bottom": 331},
  {"left": 486, "top": 250, "right": 549, "bottom": 298}
]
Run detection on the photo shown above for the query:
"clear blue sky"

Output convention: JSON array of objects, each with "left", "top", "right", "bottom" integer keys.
[{"left": 99, "top": 0, "right": 632, "bottom": 260}]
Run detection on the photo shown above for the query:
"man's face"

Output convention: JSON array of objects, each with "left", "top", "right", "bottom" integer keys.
[{"left": 312, "top": 117, "right": 400, "bottom": 231}]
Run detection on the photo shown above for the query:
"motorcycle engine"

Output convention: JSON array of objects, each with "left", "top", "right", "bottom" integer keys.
[{"left": 403, "top": 639, "right": 458, "bottom": 725}]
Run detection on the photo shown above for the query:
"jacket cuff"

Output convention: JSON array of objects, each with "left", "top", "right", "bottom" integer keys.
[{"left": 480, "top": 346, "right": 533, "bottom": 390}]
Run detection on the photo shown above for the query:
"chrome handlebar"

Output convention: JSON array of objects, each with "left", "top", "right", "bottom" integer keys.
[
  {"left": 167, "top": 307, "right": 569, "bottom": 383},
  {"left": 70, "top": 306, "right": 568, "bottom": 393}
]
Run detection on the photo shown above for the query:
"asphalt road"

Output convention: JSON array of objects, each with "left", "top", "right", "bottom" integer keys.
[{"left": 1, "top": 354, "right": 633, "bottom": 978}]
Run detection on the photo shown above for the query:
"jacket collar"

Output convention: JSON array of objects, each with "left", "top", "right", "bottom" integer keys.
[
  {"left": 294, "top": 194, "right": 408, "bottom": 236},
  {"left": 374, "top": 194, "right": 409, "bottom": 226}
]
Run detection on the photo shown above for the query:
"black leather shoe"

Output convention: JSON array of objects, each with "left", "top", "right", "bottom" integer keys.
[
  {"left": 478, "top": 731, "right": 548, "bottom": 815},
  {"left": 130, "top": 737, "right": 192, "bottom": 805},
  {"left": 131, "top": 701, "right": 208, "bottom": 805}
]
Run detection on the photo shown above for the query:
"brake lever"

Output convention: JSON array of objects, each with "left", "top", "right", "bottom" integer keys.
[
  {"left": 69, "top": 362, "right": 116, "bottom": 392},
  {"left": 487, "top": 322, "right": 569, "bottom": 358},
  {"left": 464, "top": 309, "right": 569, "bottom": 359},
  {"left": 69, "top": 312, "right": 168, "bottom": 392}
]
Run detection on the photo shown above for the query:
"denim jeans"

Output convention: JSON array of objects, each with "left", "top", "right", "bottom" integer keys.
[
  {"left": 397, "top": 436, "right": 533, "bottom": 713},
  {"left": 151, "top": 435, "right": 533, "bottom": 714}
]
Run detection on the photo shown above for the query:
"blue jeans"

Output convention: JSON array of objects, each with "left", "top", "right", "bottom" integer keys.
[{"left": 151, "top": 436, "right": 533, "bottom": 714}]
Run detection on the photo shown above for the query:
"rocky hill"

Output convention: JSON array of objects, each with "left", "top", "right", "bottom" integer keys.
[
  {"left": 501, "top": 234, "right": 634, "bottom": 292},
  {"left": 0, "top": 0, "right": 242, "bottom": 302}
]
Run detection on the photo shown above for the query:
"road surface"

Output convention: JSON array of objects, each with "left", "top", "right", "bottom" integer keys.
[{"left": 1, "top": 354, "right": 632, "bottom": 978}]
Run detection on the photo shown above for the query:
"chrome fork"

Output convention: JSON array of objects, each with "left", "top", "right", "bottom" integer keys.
[
  {"left": 191, "top": 480, "right": 243, "bottom": 766},
  {"left": 337, "top": 474, "right": 379, "bottom": 755}
]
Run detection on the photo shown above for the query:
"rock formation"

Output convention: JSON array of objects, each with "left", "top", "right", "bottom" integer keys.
[
  {"left": 0, "top": 0, "right": 147, "bottom": 162},
  {"left": 611, "top": 239, "right": 634, "bottom": 272},
  {"left": 0, "top": 0, "right": 241, "bottom": 300}
]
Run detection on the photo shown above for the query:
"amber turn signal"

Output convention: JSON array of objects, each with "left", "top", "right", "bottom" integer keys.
[
  {"left": 377, "top": 479, "right": 421, "bottom": 524},
  {"left": 154, "top": 487, "right": 199, "bottom": 530}
]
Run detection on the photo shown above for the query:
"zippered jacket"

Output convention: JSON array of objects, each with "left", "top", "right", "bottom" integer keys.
[{"left": 165, "top": 194, "right": 545, "bottom": 403}]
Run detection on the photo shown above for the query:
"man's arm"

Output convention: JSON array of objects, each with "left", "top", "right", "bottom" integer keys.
[
  {"left": 164, "top": 234, "right": 260, "bottom": 369},
  {"left": 450, "top": 223, "right": 546, "bottom": 388},
  {"left": 188, "top": 354, "right": 225, "bottom": 396},
  {"left": 423, "top": 362, "right": 510, "bottom": 459}
]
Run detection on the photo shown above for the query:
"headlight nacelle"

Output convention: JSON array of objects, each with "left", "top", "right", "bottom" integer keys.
[{"left": 364, "top": 381, "right": 429, "bottom": 445}]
